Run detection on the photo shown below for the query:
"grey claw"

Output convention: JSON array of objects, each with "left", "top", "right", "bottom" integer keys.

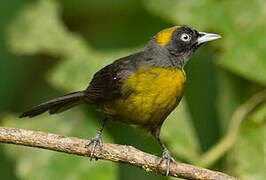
[
  {"left": 158, "top": 157, "right": 164, "bottom": 165},
  {"left": 87, "top": 133, "right": 103, "bottom": 160},
  {"left": 99, "top": 138, "right": 103, "bottom": 147},
  {"left": 158, "top": 149, "right": 175, "bottom": 176}
]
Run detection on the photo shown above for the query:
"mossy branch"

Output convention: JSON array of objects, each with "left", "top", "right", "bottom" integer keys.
[{"left": 0, "top": 126, "right": 237, "bottom": 180}]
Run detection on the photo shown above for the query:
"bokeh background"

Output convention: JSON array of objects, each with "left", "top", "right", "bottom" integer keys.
[{"left": 0, "top": 0, "right": 265, "bottom": 179}]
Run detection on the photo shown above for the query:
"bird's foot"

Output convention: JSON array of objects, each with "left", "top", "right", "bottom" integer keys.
[
  {"left": 158, "top": 149, "right": 175, "bottom": 176},
  {"left": 87, "top": 133, "right": 103, "bottom": 160}
]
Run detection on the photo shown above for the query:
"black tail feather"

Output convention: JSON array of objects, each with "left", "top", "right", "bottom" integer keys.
[{"left": 19, "top": 91, "right": 86, "bottom": 118}]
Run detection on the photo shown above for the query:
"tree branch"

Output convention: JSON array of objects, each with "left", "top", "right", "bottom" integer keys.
[{"left": 0, "top": 126, "right": 238, "bottom": 180}]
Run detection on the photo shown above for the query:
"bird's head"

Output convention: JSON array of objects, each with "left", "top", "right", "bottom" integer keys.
[{"left": 147, "top": 25, "right": 221, "bottom": 68}]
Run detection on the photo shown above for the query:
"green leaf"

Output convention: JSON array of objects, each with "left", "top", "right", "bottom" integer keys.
[
  {"left": 248, "top": 103, "right": 266, "bottom": 124},
  {"left": 161, "top": 100, "right": 200, "bottom": 163},
  {"left": 2, "top": 109, "right": 117, "bottom": 180},
  {"left": 143, "top": 0, "right": 266, "bottom": 85},
  {"left": 7, "top": 0, "right": 142, "bottom": 92},
  {"left": 226, "top": 103, "right": 266, "bottom": 179},
  {"left": 216, "top": 69, "right": 252, "bottom": 134},
  {"left": 7, "top": 0, "right": 91, "bottom": 58}
]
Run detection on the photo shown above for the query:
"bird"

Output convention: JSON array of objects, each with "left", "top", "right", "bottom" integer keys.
[{"left": 20, "top": 25, "right": 221, "bottom": 176}]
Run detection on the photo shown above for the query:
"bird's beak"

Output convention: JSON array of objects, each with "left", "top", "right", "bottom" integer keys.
[{"left": 197, "top": 32, "right": 221, "bottom": 44}]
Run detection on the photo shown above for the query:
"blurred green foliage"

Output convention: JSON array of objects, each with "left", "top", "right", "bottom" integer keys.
[{"left": 0, "top": 0, "right": 265, "bottom": 179}]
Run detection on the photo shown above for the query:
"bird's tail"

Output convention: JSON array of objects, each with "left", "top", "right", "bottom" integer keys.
[{"left": 19, "top": 91, "right": 86, "bottom": 118}]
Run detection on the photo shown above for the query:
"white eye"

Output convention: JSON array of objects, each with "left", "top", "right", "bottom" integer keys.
[{"left": 180, "top": 33, "right": 191, "bottom": 42}]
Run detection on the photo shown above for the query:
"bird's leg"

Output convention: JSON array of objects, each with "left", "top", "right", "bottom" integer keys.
[
  {"left": 87, "top": 117, "right": 107, "bottom": 159},
  {"left": 152, "top": 128, "right": 175, "bottom": 176}
]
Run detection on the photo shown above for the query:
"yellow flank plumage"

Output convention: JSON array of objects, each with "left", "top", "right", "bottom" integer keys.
[
  {"left": 104, "top": 66, "right": 186, "bottom": 128},
  {"left": 156, "top": 26, "right": 180, "bottom": 46}
]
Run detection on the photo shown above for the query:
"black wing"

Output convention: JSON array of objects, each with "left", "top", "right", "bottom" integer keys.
[{"left": 85, "top": 52, "right": 142, "bottom": 102}]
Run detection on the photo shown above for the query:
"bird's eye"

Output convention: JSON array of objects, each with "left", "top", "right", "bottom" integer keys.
[{"left": 180, "top": 33, "right": 191, "bottom": 42}]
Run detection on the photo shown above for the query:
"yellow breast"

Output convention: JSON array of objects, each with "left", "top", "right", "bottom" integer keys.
[{"left": 105, "top": 67, "right": 186, "bottom": 127}]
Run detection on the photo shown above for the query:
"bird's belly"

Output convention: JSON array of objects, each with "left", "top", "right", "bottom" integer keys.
[{"left": 104, "top": 67, "right": 186, "bottom": 127}]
